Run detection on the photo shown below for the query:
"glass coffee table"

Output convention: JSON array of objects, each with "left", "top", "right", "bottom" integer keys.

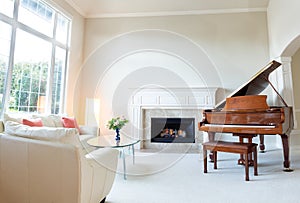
[{"left": 87, "top": 135, "right": 140, "bottom": 180}]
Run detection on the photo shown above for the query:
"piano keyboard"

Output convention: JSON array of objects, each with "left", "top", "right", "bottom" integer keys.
[{"left": 204, "top": 124, "right": 276, "bottom": 128}]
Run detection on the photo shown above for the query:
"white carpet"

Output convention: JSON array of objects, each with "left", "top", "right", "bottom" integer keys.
[{"left": 106, "top": 146, "right": 300, "bottom": 203}]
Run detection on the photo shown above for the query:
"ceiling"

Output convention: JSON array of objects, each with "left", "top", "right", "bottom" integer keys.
[{"left": 64, "top": 0, "right": 270, "bottom": 18}]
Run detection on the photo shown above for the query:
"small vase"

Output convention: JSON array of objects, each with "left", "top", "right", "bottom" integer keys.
[{"left": 115, "top": 128, "right": 120, "bottom": 141}]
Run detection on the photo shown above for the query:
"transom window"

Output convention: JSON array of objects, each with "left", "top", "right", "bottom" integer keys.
[{"left": 0, "top": 0, "right": 71, "bottom": 115}]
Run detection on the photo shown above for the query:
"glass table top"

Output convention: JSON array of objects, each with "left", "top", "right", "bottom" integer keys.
[{"left": 87, "top": 135, "right": 140, "bottom": 148}]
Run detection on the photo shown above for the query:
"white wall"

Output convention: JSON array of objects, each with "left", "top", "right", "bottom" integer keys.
[
  {"left": 268, "top": 0, "right": 300, "bottom": 58},
  {"left": 78, "top": 12, "right": 270, "bottom": 132},
  {"left": 292, "top": 50, "right": 300, "bottom": 113},
  {"left": 47, "top": 0, "right": 300, "bottom": 144},
  {"left": 291, "top": 49, "right": 300, "bottom": 143},
  {"left": 268, "top": 0, "right": 300, "bottom": 144}
]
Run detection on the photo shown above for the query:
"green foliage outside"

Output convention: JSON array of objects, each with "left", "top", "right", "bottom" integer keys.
[
  {"left": 0, "top": 58, "right": 62, "bottom": 114},
  {"left": 10, "top": 61, "right": 48, "bottom": 112}
]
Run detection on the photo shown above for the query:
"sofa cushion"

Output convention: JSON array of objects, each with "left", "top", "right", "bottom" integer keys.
[
  {"left": 4, "top": 113, "right": 62, "bottom": 128},
  {"left": 4, "top": 113, "right": 31, "bottom": 124},
  {"left": 79, "top": 126, "right": 98, "bottom": 136},
  {"left": 22, "top": 118, "right": 43, "bottom": 127},
  {"left": 4, "top": 121, "right": 80, "bottom": 146},
  {"left": 32, "top": 114, "right": 64, "bottom": 127},
  {"left": 79, "top": 134, "right": 97, "bottom": 153}
]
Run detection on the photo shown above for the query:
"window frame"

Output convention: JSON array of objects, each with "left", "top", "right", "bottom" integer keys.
[{"left": 0, "top": 0, "right": 71, "bottom": 116}]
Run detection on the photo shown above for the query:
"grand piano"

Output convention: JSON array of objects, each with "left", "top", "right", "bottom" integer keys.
[{"left": 198, "top": 60, "right": 294, "bottom": 171}]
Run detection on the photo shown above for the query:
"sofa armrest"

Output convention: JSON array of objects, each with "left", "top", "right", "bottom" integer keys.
[
  {"left": 0, "top": 121, "right": 3, "bottom": 133},
  {"left": 83, "top": 148, "right": 119, "bottom": 202},
  {"left": 79, "top": 126, "right": 98, "bottom": 136},
  {"left": 85, "top": 148, "right": 119, "bottom": 171}
]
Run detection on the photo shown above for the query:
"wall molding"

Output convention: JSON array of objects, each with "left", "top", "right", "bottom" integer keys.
[
  {"left": 87, "top": 8, "right": 267, "bottom": 19},
  {"left": 63, "top": 0, "right": 267, "bottom": 18},
  {"left": 63, "top": 0, "right": 86, "bottom": 17}
]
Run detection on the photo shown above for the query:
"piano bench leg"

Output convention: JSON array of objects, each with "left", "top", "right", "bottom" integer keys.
[
  {"left": 213, "top": 151, "right": 217, "bottom": 169},
  {"left": 245, "top": 152, "right": 249, "bottom": 181},
  {"left": 245, "top": 147, "right": 259, "bottom": 181},
  {"left": 203, "top": 148, "right": 208, "bottom": 173},
  {"left": 254, "top": 146, "right": 258, "bottom": 176},
  {"left": 202, "top": 141, "right": 258, "bottom": 181}
]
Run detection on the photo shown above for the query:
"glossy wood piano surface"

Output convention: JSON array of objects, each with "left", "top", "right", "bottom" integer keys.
[{"left": 199, "top": 61, "right": 294, "bottom": 171}]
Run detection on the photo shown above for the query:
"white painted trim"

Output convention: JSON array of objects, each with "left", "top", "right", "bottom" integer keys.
[
  {"left": 291, "top": 129, "right": 300, "bottom": 135},
  {"left": 63, "top": 0, "right": 86, "bottom": 17},
  {"left": 86, "top": 8, "right": 267, "bottom": 19},
  {"left": 45, "top": 0, "right": 73, "bottom": 19},
  {"left": 130, "top": 87, "right": 219, "bottom": 108}
]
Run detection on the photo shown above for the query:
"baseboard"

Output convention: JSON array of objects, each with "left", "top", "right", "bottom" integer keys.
[{"left": 291, "top": 129, "right": 300, "bottom": 147}]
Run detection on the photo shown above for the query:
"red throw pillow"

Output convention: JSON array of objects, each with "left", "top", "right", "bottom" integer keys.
[
  {"left": 61, "top": 117, "right": 80, "bottom": 133},
  {"left": 22, "top": 118, "right": 43, "bottom": 127}
]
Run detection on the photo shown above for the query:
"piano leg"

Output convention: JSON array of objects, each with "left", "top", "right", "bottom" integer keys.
[
  {"left": 208, "top": 132, "right": 215, "bottom": 162},
  {"left": 280, "top": 134, "right": 293, "bottom": 172},
  {"left": 238, "top": 136, "right": 245, "bottom": 165},
  {"left": 208, "top": 132, "right": 215, "bottom": 141},
  {"left": 259, "top": 134, "right": 265, "bottom": 152}
]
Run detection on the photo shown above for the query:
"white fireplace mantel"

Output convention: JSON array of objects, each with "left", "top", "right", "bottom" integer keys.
[
  {"left": 129, "top": 87, "right": 220, "bottom": 148},
  {"left": 131, "top": 87, "right": 219, "bottom": 108}
]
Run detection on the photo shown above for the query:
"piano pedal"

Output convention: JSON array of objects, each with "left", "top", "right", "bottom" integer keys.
[
  {"left": 209, "top": 154, "right": 214, "bottom": 162},
  {"left": 238, "top": 159, "right": 254, "bottom": 166},
  {"left": 238, "top": 159, "right": 244, "bottom": 165}
]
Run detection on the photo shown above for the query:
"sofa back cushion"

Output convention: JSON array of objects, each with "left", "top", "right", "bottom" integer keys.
[
  {"left": 4, "top": 121, "right": 80, "bottom": 147},
  {"left": 4, "top": 113, "right": 30, "bottom": 124},
  {"left": 32, "top": 114, "right": 64, "bottom": 127},
  {"left": 4, "top": 113, "right": 64, "bottom": 128}
]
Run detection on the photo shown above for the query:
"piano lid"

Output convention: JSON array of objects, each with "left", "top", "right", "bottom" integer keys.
[{"left": 216, "top": 60, "right": 282, "bottom": 108}]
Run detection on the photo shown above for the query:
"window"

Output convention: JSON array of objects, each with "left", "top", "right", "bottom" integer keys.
[
  {"left": 0, "top": 21, "right": 12, "bottom": 113},
  {"left": 18, "top": 0, "right": 55, "bottom": 37},
  {"left": 10, "top": 29, "right": 51, "bottom": 112},
  {"left": 0, "top": 0, "right": 14, "bottom": 17},
  {"left": 0, "top": 0, "right": 70, "bottom": 115}
]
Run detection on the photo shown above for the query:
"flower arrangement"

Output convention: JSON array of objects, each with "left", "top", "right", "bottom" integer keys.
[{"left": 106, "top": 116, "right": 129, "bottom": 130}]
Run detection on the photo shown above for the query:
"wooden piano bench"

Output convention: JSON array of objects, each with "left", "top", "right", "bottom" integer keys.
[{"left": 202, "top": 141, "right": 258, "bottom": 181}]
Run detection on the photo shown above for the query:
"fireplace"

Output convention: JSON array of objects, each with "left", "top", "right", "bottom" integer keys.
[
  {"left": 130, "top": 87, "right": 220, "bottom": 150},
  {"left": 151, "top": 117, "right": 195, "bottom": 143}
]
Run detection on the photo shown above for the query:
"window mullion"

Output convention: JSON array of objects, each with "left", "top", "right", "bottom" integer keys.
[
  {"left": 1, "top": 0, "right": 20, "bottom": 115},
  {"left": 60, "top": 18, "right": 71, "bottom": 114},
  {"left": 45, "top": 12, "right": 58, "bottom": 114},
  {"left": 60, "top": 49, "right": 68, "bottom": 114}
]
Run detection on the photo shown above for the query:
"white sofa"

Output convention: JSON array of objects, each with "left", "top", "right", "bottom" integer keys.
[{"left": 0, "top": 116, "right": 119, "bottom": 203}]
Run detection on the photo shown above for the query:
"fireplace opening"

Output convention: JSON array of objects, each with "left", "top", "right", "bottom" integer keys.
[{"left": 151, "top": 117, "right": 195, "bottom": 143}]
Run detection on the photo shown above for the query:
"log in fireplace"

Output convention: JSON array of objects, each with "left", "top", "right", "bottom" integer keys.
[{"left": 151, "top": 117, "right": 195, "bottom": 143}]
